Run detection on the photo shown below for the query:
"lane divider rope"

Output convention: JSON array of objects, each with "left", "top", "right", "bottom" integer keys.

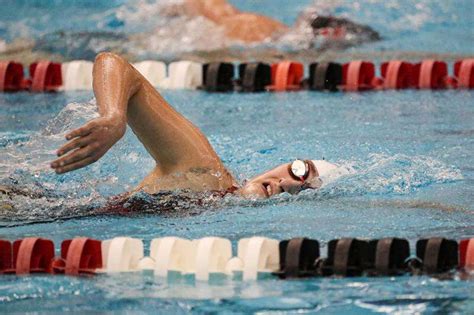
[
  {"left": 1, "top": 59, "right": 472, "bottom": 93},
  {"left": 0, "top": 236, "right": 473, "bottom": 280}
]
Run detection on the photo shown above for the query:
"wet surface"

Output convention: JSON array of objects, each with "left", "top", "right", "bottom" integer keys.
[
  {"left": 1, "top": 0, "right": 474, "bottom": 312},
  {"left": 1, "top": 88, "right": 473, "bottom": 313}
]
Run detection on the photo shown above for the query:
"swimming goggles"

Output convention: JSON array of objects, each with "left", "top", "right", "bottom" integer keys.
[
  {"left": 289, "top": 159, "right": 323, "bottom": 190},
  {"left": 289, "top": 159, "right": 310, "bottom": 182}
]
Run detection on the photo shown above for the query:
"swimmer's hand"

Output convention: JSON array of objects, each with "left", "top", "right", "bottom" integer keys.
[{"left": 51, "top": 116, "right": 126, "bottom": 174}]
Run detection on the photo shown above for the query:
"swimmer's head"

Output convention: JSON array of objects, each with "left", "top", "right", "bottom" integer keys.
[{"left": 238, "top": 160, "right": 322, "bottom": 199}]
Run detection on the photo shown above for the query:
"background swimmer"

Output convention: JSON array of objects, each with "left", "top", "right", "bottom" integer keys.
[
  {"left": 183, "top": 0, "right": 289, "bottom": 42},
  {"left": 180, "top": 0, "right": 379, "bottom": 44},
  {"left": 50, "top": 52, "right": 337, "bottom": 199},
  {"left": 156, "top": 0, "right": 380, "bottom": 43},
  {"left": 0, "top": 0, "right": 380, "bottom": 61}
]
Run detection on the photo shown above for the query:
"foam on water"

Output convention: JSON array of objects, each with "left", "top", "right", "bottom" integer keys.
[
  {"left": 0, "top": 1, "right": 473, "bottom": 312},
  {"left": 2, "top": 0, "right": 472, "bottom": 58}
]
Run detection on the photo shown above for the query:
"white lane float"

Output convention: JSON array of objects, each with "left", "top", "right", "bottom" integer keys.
[
  {"left": 160, "top": 61, "right": 203, "bottom": 89},
  {"left": 150, "top": 236, "right": 232, "bottom": 281},
  {"left": 61, "top": 60, "right": 93, "bottom": 90},
  {"left": 150, "top": 237, "right": 194, "bottom": 277},
  {"left": 226, "top": 237, "right": 280, "bottom": 280},
  {"left": 192, "top": 237, "right": 232, "bottom": 281},
  {"left": 133, "top": 61, "right": 167, "bottom": 87},
  {"left": 99, "top": 237, "right": 147, "bottom": 272}
]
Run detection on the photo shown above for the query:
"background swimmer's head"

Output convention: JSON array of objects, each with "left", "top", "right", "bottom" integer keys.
[{"left": 238, "top": 160, "right": 322, "bottom": 199}]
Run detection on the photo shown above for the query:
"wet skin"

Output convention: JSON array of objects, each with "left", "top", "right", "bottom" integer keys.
[
  {"left": 239, "top": 161, "right": 320, "bottom": 198},
  {"left": 50, "top": 53, "right": 319, "bottom": 199},
  {"left": 181, "top": 0, "right": 379, "bottom": 44},
  {"left": 51, "top": 52, "right": 235, "bottom": 194},
  {"left": 184, "top": 0, "right": 288, "bottom": 42}
]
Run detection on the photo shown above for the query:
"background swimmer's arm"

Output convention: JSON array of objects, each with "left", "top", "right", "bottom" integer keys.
[
  {"left": 51, "top": 52, "right": 230, "bottom": 182},
  {"left": 184, "top": 0, "right": 288, "bottom": 42},
  {"left": 185, "top": 0, "right": 239, "bottom": 23}
]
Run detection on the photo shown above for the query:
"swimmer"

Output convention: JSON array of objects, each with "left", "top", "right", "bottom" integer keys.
[
  {"left": 183, "top": 0, "right": 289, "bottom": 42},
  {"left": 178, "top": 0, "right": 379, "bottom": 43},
  {"left": 19, "top": 0, "right": 379, "bottom": 61},
  {"left": 50, "top": 52, "right": 338, "bottom": 199}
]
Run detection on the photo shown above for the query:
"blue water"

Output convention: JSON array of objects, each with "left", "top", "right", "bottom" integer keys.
[
  {"left": 1, "top": 0, "right": 474, "bottom": 313},
  {"left": 1, "top": 88, "right": 473, "bottom": 313},
  {"left": 1, "top": 0, "right": 473, "bottom": 55}
]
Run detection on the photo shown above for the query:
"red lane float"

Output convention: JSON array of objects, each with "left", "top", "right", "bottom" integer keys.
[
  {"left": 267, "top": 61, "right": 304, "bottom": 91},
  {"left": 380, "top": 61, "right": 415, "bottom": 89},
  {"left": 12, "top": 238, "right": 54, "bottom": 275},
  {"left": 0, "top": 240, "right": 12, "bottom": 273},
  {"left": 29, "top": 61, "right": 62, "bottom": 92},
  {"left": 414, "top": 60, "right": 448, "bottom": 89},
  {"left": 1, "top": 59, "right": 473, "bottom": 94},
  {"left": 0, "top": 236, "right": 473, "bottom": 279},
  {"left": 342, "top": 61, "right": 376, "bottom": 91},
  {"left": 52, "top": 237, "right": 102, "bottom": 275},
  {"left": 454, "top": 59, "right": 474, "bottom": 89},
  {"left": 0, "top": 61, "right": 25, "bottom": 92},
  {"left": 459, "top": 238, "right": 474, "bottom": 269}
]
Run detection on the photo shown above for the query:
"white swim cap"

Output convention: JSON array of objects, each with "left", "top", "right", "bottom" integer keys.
[{"left": 311, "top": 160, "right": 338, "bottom": 178}]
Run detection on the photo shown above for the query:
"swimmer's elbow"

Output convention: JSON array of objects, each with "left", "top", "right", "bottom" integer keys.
[
  {"left": 94, "top": 52, "right": 128, "bottom": 67},
  {"left": 93, "top": 52, "right": 136, "bottom": 79},
  {"left": 93, "top": 52, "right": 142, "bottom": 95}
]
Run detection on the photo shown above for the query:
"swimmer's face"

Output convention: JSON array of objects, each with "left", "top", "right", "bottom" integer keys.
[{"left": 238, "top": 161, "right": 321, "bottom": 199}]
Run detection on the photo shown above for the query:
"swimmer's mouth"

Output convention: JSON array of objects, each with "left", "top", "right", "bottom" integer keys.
[{"left": 261, "top": 183, "right": 272, "bottom": 197}]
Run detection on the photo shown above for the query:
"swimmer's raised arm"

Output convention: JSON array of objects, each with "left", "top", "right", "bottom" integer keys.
[
  {"left": 51, "top": 52, "right": 235, "bottom": 192},
  {"left": 51, "top": 53, "right": 134, "bottom": 174}
]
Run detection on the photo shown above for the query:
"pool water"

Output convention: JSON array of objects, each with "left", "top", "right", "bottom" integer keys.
[
  {"left": 1, "top": 88, "right": 473, "bottom": 313},
  {"left": 1, "top": 0, "right": 474, "bottom": 313},
  {"left": 1, "top": 0, "right": 473, "bottom": 58}
]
